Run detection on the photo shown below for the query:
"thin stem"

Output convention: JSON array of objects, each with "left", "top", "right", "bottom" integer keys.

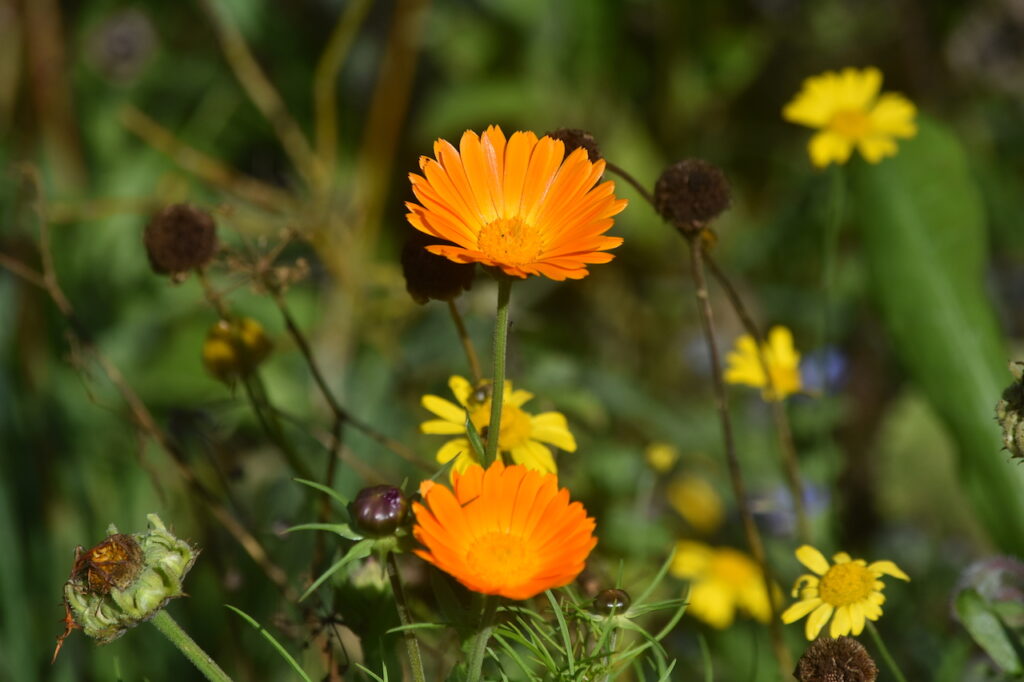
[
  {"left": 867, "top": 621, "right": 909, "bottom": 682},
  {"left": 484, "top": 279, "right": 513, "bottom": 467},
  {"left": 150, "top": 610, "right": 232, "bottom": 682},
  {"left": 466, "top": 596, "right": 499, "bottom": 682},
  {"left": 242, "top": 373, "right": 315, "bottom": 481},
  {"left": 448, "top": 299, "right": 483, "bottom": 384},
  {"left": 704, "top": 254, "right": 810, "bottom": 543},
  {"left": 604, "top": 162, "right": 655, "bottom": 207},
  {"left": 685, "top": 238, "right": 792, "bottom": 676},
  {"left": 385, "top": 553, "right": 426, "bottom": 682},
  {"left": 820, "top": 166, "right": 846, "bottom": 390}
]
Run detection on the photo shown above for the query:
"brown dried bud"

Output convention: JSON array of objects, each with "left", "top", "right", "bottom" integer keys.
[
  {"left": 144, "top": 204, "right": 217, "bottom": 276},
  {"left": 350, "top": 485, "right": 409, "bottom": 536},
  {"left": 654, "top": 159, "right": 731, "bottom": 232},
  {"left": 794, "top": 637, "right": 878, "bottom": 682},
  {"left": 996, "top": 361, "right": 1024, "bottom": 459},
  {"left": 401, "top": 228, "right": 475, "bottom": 305},
  {"left": 545, "top": 128, "right": 602, "bottom": 162}
]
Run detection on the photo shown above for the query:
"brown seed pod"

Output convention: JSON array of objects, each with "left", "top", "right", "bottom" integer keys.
[{"left": 143, "top": 204, "right": 217, "bottom": 276}]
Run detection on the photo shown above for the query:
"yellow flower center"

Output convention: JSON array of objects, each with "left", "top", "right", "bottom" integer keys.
[
  {"left": 465, "top": 531, "right": 538, "bottom": 582},
  {"left": 477, "top": 217, "right": 543, "bottom": 266},
  {"left": 830, "top": 109, "right": 871, "bottom": 139},
  {"left": 471, "top": 401, "right": 533, "bottom": 450},
  {"left": 818, "top": 562, "right": 875, "bottom": 606}
]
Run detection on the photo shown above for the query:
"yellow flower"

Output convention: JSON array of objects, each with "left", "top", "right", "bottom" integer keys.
[
  {"left": 644, "top": 442, "right": 679, "bottom": 473},
  {"left": 667, "top": 475, "right": 724, "bottom": 535},
  {"left": 724, "top": 326, "right": 802, "bottom": 401},
  {"left": 781, "top": 544, "right": 910, "bottom": 640},
  {"left": 783, "top": 67, "right": 917, "bottom": 168},
  {"left": 420, "top": 376, "right": 576, "bottom": 475},
  {"left": 671, "top": 540, "right": 778, "bottom": 629}
]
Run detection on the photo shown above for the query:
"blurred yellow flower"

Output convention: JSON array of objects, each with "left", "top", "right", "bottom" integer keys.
[
  {"left": 724, "top": 326, "right": 802, "bottom": 401},
  {"left": 671, "top": 540, "right": 778, "bottom": 629},
  {"left": 420, "top": 376, "right": 576, "bottom": 475},
  {"left": 783, "top": 67, "right": 917, "bottom": 168},
  {"left": 645, "top": 442, "right": 679, "bottom": 473},
  {"left": 667, "top": 475, "right": 724, "bottom": 535},
  {"left": 781, "top": 544, "right": 910, "bottom": 640}
]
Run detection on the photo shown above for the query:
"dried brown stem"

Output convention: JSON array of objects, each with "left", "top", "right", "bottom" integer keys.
[{"left": 448, "top": 299, "right": 482, "bottom": 384}]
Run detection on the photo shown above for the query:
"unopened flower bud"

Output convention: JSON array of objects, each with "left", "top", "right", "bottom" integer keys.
[
  {"left": 996, "top": 361, "right": 1024, "bottom": 459},
  {"left": 592, "top": 588, "right": 631, "bottom": 615},
  {"left": 202, "top": 317, "right": 272, "bottom": 384},
  {"left": 57, "top": 514, "right": 198, "bottom": 654},
  {"left": 794, "top": 636, "right": 877, "bottom": 682},
  {"left": 654, "top": 159, "right": 731, "bottom": 233},
  {"left": 401, "top": 228, "right": 475, "bottom": 305},
  {"left": 143, "top": 204, "right": 217, "bottom": 276},
  {"left": 545, "top": 128, "right": 602, "bottom": 162},
  {"left": 350, "top": 485, "right": 409, "bottom": 536}
]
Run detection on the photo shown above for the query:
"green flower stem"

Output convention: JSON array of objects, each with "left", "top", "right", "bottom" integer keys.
[
  {"left": 466, "top": 595, "right": 499, "bottom": 682},
  {"left": 484, "top": 278, "right": 513, "bottom": 467},
  {"left": 242, "top": 373, "right": 314, "bottom": 481},
  {"left": 867, "top": 620, "right": 909, "bottom": 682},
  {"left": 385, "top": 553, "right": 426, "bottom": 682},
  {"left": 820, "top": 165, "right": 845, "bottom": 382},
  {"left": 150, "top": 610, "right": 232, "bottom": 682}
]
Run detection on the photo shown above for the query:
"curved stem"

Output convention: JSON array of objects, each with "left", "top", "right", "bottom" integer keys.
[
  {"left": 820, "top": 166, "right": 846, "bottom": 390},
  {"left": 385, "top": 553, "right": 426, "bottom": 682},
  {"left": 466, "top": 596, "right": 499, "bottom": 682},
  {"left": 150, "top": 610, "right": 232, "bottom": 682},
  {"left": 867, "top": 620, "right": 909, "bottom": 682},
  {"left": 484, "top": 279, "right": 513, "bottom": 467}
]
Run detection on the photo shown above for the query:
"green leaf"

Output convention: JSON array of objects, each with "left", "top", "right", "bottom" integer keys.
[
  {"left": 225, "top": 604, "right": 312, "bottom": 682},
  {"left": 299, "top": 539, "right": 374, "bottom": 602},
  {"left": 954, "top": 589, "right": 1023, "bottom": 674},
  {"left": 852, "top": 117, "right": 1024, "bottom": 552},
  {"left": 292, "top": 478, "right": 350, "bottom": 508},
  {"left": 284, "top": 522, "right": 362, "bottom": 541}
]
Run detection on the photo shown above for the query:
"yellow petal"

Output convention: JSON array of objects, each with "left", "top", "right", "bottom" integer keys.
[
  {"left": 529, "top": 412, "right": 577, "bottom": 451},
  {"left": 671, "top": 540, "right": 713, "bottom": 579},
  {"left": 448, "top": 375, "right": 473, "bottom": 406},
  {"left": 832, "top": 551, "right": 852, "bottom": 564},
  {"left": 509, "top": 440, "right": 557, "bottom": 474},
  {"left": 781, "top": 597, "right": 821, "bottom": 624},
  {"left": 689, "top": 580, "right": 736, "bottom": 629},
  {"left": 809, "top": 130, "right": 854, "bottom": 168},
  {"left": 837, "top": 66, "right": 882, "bottom": 111},
  {"left": 435, "top": 438, "right": 475, "bottom": 467},
  {"left": 422, "top": 394, "right": 465, "bottom": 423},
  {"left": 420, "top": 419, "right": 467, "bottom": 435},
  {"left": 849, "top": 601, "right": 866, "bottom": 635},
  {"left": 868, "top": 93, "right": 917, "bottom": 138},
  {"left": 830, "top": 605, "right": 852, "bottom": 637},
  {"left": 508, "top": 388, "right": 534, "bottom": 407},
  {"left": 856, "top": 135, "right": 898, "bottom": 164},
  {"left": 795, "top": 545, "right": 830, "bottom": 575},
  {"left": 805, "top": 603, "right": 834, "bottom": 640},
  {"left": 868, "top": 560, "right": 910, "bottom": 581}
]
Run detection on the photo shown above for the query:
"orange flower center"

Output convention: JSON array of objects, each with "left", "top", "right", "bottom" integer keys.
[
  {"left": 830, "top": 109, "right": 871, "bottom": 139},
  {"left": 477, "top": 217, "right": 543, "bottom": 266},
  {"left": 818, "top": 562, "right": 875, "bottom": 606},
  {"left": 465, "top": 531, "right": 539, "bottom": 583}
]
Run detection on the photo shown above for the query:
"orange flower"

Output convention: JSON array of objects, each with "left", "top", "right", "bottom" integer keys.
[
  {"left": 411, "top": 461, "right": 597, "bottom": 600},
  {"left": 405, "top": 126, "right": 627, "bottom": 281}
]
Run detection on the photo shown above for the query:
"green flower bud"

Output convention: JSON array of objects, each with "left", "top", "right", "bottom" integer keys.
[
  {"left": 58, "top": 514, "right": 198, "bottom": 649},
  {"left": 996, "top": 361, "right": 1024, "bottom": 459}
]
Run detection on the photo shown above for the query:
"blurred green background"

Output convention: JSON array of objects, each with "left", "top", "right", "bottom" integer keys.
[{"left": 2, "top": 0, "right": 1024, "bottom": 679}]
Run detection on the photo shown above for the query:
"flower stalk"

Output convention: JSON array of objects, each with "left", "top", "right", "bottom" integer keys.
[
  {"left": 385, "top": 553, "right": 426, "bottom": 682},
  {"left": 867, "top": 621, "right": 909, "bottom": 682},
  {"left": 466, "top": 595, "right": 499, "bottom": 682},
  {"left": 150, "top": 610, "right": 233, "bottom": 682}
]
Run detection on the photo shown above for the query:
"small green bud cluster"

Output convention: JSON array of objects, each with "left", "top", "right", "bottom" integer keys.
[{"left": 63, "top": 514, "right": 198, "bottom": 644}]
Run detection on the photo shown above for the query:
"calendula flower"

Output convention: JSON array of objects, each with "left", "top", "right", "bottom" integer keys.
[
  {"left": 667, "top": 475, "right": 724, "bottom": 535},
  {"left": 405, "top": 125, "right": 627, "bottom": 281},
  {"left": 724, "top": 326, "right": 803, "bottom": 401},
  {"left": 420, "top": 375, "right": 576, "bottom": 475},
  {"left": 783, "top": 67, "right": 917, "bottom": 168},
  {"left": 671, "top": 540, "right": 777, "bottom": 629},
  {"left": 781, "top": 544, "right": 910, "bottom": 640},
  {"left": 411, "top": 461, "right": 597, "bottom": 600}
]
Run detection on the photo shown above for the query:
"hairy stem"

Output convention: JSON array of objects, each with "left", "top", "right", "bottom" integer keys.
[{"left": 484, "top": 279, "right": 513, "bottom": 466}]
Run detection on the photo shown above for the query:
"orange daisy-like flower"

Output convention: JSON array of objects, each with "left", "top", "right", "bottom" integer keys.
[
  {"left": 411, "top": 461, "right": 597, "bottom": 600},
  {"left": 405, "top": 126, "right": 627, "bottom": 281}
]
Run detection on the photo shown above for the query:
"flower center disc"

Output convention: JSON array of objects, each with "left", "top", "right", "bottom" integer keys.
[
  {"left": 477, "top": 217, "right": 543, "bottom": 266},
  {"left": 818, "top": 562, "right": 875, "bottom": 606},
  {"left": 830, "top": 110, "right": 871, "bottom": 138},
  {"left": 466, "top": 531, "right": 538, "bottom": 582}
]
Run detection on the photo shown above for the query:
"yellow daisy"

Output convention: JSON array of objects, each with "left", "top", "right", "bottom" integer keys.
[
  {"left": 670, "top": 540, "right": 778, "bottom": 629},
  {"left": 420, "top": 375, "right": 576, "bottom": 475},
  {"left": 667, "top": 475, "right": 724, "bottom": 535},
  {"left": 781, "top": 544, "right": 910, "bottom": 640},
  {"left": 724, "top": 326, "right": 802, "bottom": 401},
  {"left": 783, "top": 67, "right": 917, "bottom": 168}
]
